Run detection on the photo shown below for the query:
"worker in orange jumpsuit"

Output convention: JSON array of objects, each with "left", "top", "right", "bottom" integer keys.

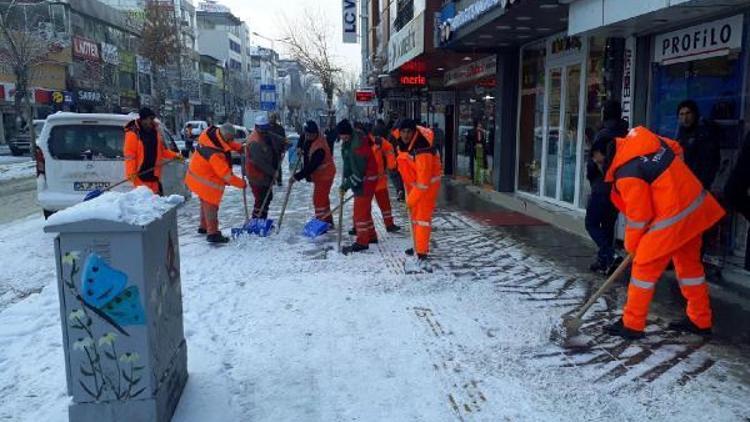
[
  {"left": 388, "top": 125, "right": 406, "bottom": 201},
  {"left": 372, "top": 124, "right": 401, "bottom": 232},
  {"left": 185, "top": 123, "right": 246, "bottom": 243},
  {"left": 292, "top": 120, "right": 336, "bottom": 225},
  {"left": 602, "top": 126, "right": 725, "bottom": 339},
  {"left": 339, "top": 120, "right": 379, "bottom": 254},
  {"left": 397, "top": 119, "right": 442, "bottom": 263},
  {"left": 124, "top": 107, "right": 181, "bottom": 194}
]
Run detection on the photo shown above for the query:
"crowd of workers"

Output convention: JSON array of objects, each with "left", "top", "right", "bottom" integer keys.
[{"left": 121, "top": 99, "right": 750, "bottom": 340}]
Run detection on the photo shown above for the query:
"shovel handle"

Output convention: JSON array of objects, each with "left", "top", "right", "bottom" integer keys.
[
  {"left": 573, "top": 254, "right": 633, "bottom": 320},
  {"left": 317, "top": 195, "right": 353, "bottom": 221},
  {"left": 337, "top": 190, "right": 345, "bottom": 253}
]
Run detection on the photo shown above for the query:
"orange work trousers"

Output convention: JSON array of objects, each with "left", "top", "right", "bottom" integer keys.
[
  {"left": 624, "top": 235, "right": 712, "bottom": 331},
  {"left": 410, "top": 191, "right": 438, "bottom": 255},
  {"left": 199, "top": 200, "right": 220, "bottom": 234},
  {"left": 353, "top": 191, "right": 376, "bottom": 246},
  {"left": 374, "top": 187, "right": 394, "bottom": 227},
  {"left": 313, "top": 178, "right": 334, "bottom": 224}
]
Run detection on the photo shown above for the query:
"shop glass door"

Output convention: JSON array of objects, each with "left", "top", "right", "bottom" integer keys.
[{"left": 542, "top": 63, "right": 583, "bottom": 204}]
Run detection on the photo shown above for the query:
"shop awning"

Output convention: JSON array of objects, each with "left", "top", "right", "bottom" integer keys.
[{"left": 440, "top": 0, "right": 568, "bottom": 52}]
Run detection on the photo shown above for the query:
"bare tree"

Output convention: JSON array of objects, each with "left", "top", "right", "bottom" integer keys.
[
  {"left": 140, "top": 0, "right": 179, "bottom": 115},
  {"left": 335, "top": 69, "right": 359, "bottom": 121},
  {"left": 281, "top": 8, "right": 342, "bottom": 129},
  {"left": 0, "top": 0, "right": 63, "bottom": 141}
]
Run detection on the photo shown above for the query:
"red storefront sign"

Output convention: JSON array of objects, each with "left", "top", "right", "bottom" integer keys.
[
  {"left": 399, "top": 74, "right": 426, "bottom": 86},
  {"left": 355, "top": 90, "right": 377, "bottom": 106},
  {"left": 34, "top": 89, "right": 52, "bottom": 104},
  {"left": 73, "top": 36, "right": 100, "bottom": 61}
]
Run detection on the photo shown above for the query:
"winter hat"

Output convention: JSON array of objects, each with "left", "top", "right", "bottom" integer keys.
[
  {"left": 372, "top": 123, "right": 388, "bottom": 138},
  {"left": 398, "top": 118, "right": 417, "bottom": 131},
  {"left": 336, "top": 119, "right": 353, "bottom": 136},
  {"left": 304, "top": 120, "right": 319, "bottom": 134},
  {"left": 138, "top": 107, "right": 156, "bottom": 120},
  {"left": 255, "top": 114, "right": 270, "bottom": 129}
]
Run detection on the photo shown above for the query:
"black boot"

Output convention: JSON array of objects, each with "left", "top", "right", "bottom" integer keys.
[
  {"left": 589, "top": 259, "right": 608, "bottom": 274},
  {"left": 668, "top": 319, "right": 712, "bottom": 336},
  {"left": 197, "top": 228, "right": 207, "bottom": 234},
  {"left": 386, "top": 224, "right": 401, "bottom": 233},
  {"left": 606, "top": 256, "right": 625, "bottom": 276},
  {"left": 206, "top": 232, "right": 230, "bottom": 243},
  {"left": 404, "top": 248, "right": 414, "bottom": 256},
  {"left": 369, "top": 238, "right": 379, "bottom": 245},
  {"left": 348, "top": 228, "right": 356, "bottom": 236},
  {"left": 604, "top": 318, "right": 644, "bottom": 340},
  {"left": 342, "top": 243, "right": 369, "bottom": 255}
]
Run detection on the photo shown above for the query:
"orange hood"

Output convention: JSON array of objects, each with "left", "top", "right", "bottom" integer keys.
[{"left": 605, "top": 126, "right": 683, "bottom": 182}]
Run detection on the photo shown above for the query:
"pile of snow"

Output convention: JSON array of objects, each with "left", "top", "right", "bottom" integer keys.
[
  {"left": 45, "top": 186, "right": 184, "bottom": 227},
  {"left": 0, "top": 159, "right": 35, "bottom": 182}
]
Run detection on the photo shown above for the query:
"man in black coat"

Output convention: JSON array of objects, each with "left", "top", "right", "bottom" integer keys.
[
  {"left": 586, "top": 100, "right": 628, "bottom": 274},
  {"left": 269, "top": 112, "right": 287, "bottom": 186},
  {"left": 675, "top": 100, "right": 721, "bottom": 190}
]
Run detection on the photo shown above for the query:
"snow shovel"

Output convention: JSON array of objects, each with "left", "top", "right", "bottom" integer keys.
[
  {"left": 83, "top": 158, "right": 181, "bottom": 201},
  {"left": 276, "top": 155, "right": 303, "bottom": 234},
  {"left": 303, "top": 195, "right": 354, "bottom": 238},
  {"left": 336, "top": 190, "right": 345, "bottom": 253},
  {"left": 551, "top": 254, "right": 633, "bottom": 347}
]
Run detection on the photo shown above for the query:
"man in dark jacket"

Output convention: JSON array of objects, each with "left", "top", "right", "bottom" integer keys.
[
  {"left": 586, "top": 100, "right": 628, "bottom": 274},
  {"left": 675, "top": 100, "right": 721, "bottom": 190}
]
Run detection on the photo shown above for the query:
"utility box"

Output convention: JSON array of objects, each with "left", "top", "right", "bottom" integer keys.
[{"left": 45, "top": 202, "right": 187, "bottom": 422}]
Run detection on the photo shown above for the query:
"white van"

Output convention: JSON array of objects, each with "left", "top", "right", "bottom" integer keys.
[{"left": 36, "top": 112, "right": 188, "bottom": 218}]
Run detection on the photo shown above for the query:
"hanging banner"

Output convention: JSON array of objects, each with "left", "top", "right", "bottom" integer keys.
[
  {"left": 620, "top": 36, "right": 636, "bottom": 126},
  {"left": 342, "top": 0, "right": 357, "bottom": 44},
  {"left": 654, "top": 14, "right": 743, "bottom": 65}
]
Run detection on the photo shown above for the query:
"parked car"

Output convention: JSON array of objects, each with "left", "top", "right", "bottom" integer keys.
[
  {"left": 231, "top": 125, "right": 249, "bottom": 165},
  {"left": 36, "top": 112, "right": 189, "bottom": 218},
  {"left": 8, "top": 119, "right": 45, "bottom": 156},
  {"left": 183, "top": 120, "right": 208, "bottom": 138}
]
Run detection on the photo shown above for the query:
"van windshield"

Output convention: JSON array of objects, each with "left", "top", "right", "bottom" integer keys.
[{"left": 48, "top": 125, "right": 125, "bottom": 160}]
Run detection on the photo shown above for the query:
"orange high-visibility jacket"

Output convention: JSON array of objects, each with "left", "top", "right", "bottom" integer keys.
[
  {"left": 308, "top": 134, "right": 336, "bottom": 184},
  {"left": 123, "top": 119, "right": 179, "bottom": 186},
  {"left": 185, "top": 127, "right": 245, "bottom": 206},
  {"left": 372, "top": 138, "right": 396, "bottom": 191},
  {"left": 403, "top": 126, "right": 442, "bottom": 208},
  {"left": 605, "top": 126, "right": 725, "bottom": 262}
]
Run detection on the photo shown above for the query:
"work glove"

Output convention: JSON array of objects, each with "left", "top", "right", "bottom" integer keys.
[
  {"left": 127, "top": 174, "right": 138, "bottom": 183},
  {"left": 173, "top": 155, "right": 185, "bottom": 162}
]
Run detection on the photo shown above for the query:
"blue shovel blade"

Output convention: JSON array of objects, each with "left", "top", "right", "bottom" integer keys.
[
  {"left": 256, "top": 219, "right": 274, "bottom": 237},
  {"left": 303, "top": 219, "right": 331, "bottom": 238},
  {"left": 83, "top": 189, "right": 104, "bottom": 201}
]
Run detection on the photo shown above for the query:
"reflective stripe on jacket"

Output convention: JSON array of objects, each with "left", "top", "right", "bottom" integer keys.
[
  {"left": 309, "top": 134, "right": 336, "bottom": 183},
  {"left": 605, "top": 126, "right": 725, "bottom": 262},
  {"left": 403, "top": 126, "right": 442, "bottom": 208},
  {"left": 185, "top": 127, "right": 244, "bottom": 205}
]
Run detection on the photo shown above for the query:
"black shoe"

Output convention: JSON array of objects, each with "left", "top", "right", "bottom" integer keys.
[
  {"left": 405, "top": 248, "right": 415, "bottom": 256},
  {"left": 197, "top": 228, "right": 207, "bottom": 234},
  {"left": 369, "top": 238, "right": 379, "bottom": 245},
  {"left": 348, "top": 228, "right": 356, "bottom": 236},
  {"left": 206, "top": 233, "right": 230, "bottom": 243},
  {"left": 386, "top": 224, "right": 401, "bottom": 233},
  {"left": 668, "top": 319, "right": 712, "bottom": 336},
  {"left": 604, "top": 318, "right": 644, "bottom": 339},
  {"left": 417, "top": 254, "right": 428, "bottom": 261},
  {"left": 606, "top": 256, "right": 625, "bottom": 276},
  {"left": 342, "top": 243, "right": 369, "bottom": 255},
  {"left": 589, "top": 259, "right": 608, "bottom": 274}
]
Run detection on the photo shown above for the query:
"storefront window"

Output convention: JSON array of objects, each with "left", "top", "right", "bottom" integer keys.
[
  {"left": 561, "top": 64, "right": 581, "bottom": 204},
  {"left": 544, "top": 68, "right": 562, "bottom": 198},
  {"left": 457, "top": 90, "right": 495, "bottom": 184},
  {"left": 517, "top": 42, "right": 546, "bottom": 194}
]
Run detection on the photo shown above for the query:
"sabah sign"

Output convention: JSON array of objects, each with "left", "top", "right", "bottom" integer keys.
[
  {"left": 655, "top": 15, "right": 743, "bottom": 65},
  {"left": 388, "top": 12, "right": 425, "bottom": 72},
  {"left": 342, "top": 0, "right": 357, "bottom": 44}
]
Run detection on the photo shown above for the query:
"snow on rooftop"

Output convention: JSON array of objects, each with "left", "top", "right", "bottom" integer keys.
[{"left": 45, "top": 186, "right": 184, "bottom": 227}]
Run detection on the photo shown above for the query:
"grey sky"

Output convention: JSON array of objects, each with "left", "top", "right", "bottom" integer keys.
[{"left": 216, "top": 0, "right": 363, "bottom": 74}]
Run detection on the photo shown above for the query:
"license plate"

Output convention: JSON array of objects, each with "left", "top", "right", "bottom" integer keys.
[{"left": 74, "top": 181, "right": 111, "bottom": 191}]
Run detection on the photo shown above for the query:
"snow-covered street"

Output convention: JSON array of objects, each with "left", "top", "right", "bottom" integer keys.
[{"left": 0, "top": 162, "right": 749, "bottom": 421}]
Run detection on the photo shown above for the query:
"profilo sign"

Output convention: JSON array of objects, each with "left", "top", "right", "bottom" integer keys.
[
  {"left": 655, "top": 15, "right": 743, "bottom": 65},
  {"left": 388, "top": 12, "right": 425, "bottom": 72},
  {"left": 342, "top": 0, "right": 357, "bottom": 44}
]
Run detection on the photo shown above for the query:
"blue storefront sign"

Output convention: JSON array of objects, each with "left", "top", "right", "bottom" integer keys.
[{"left": 260, "top": 84, "right": 276, "bottom": 111}]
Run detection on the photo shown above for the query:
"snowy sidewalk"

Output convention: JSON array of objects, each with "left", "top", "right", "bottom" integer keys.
[{"left": 0, "top": 160, "right": 749, "bottom": 421}]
